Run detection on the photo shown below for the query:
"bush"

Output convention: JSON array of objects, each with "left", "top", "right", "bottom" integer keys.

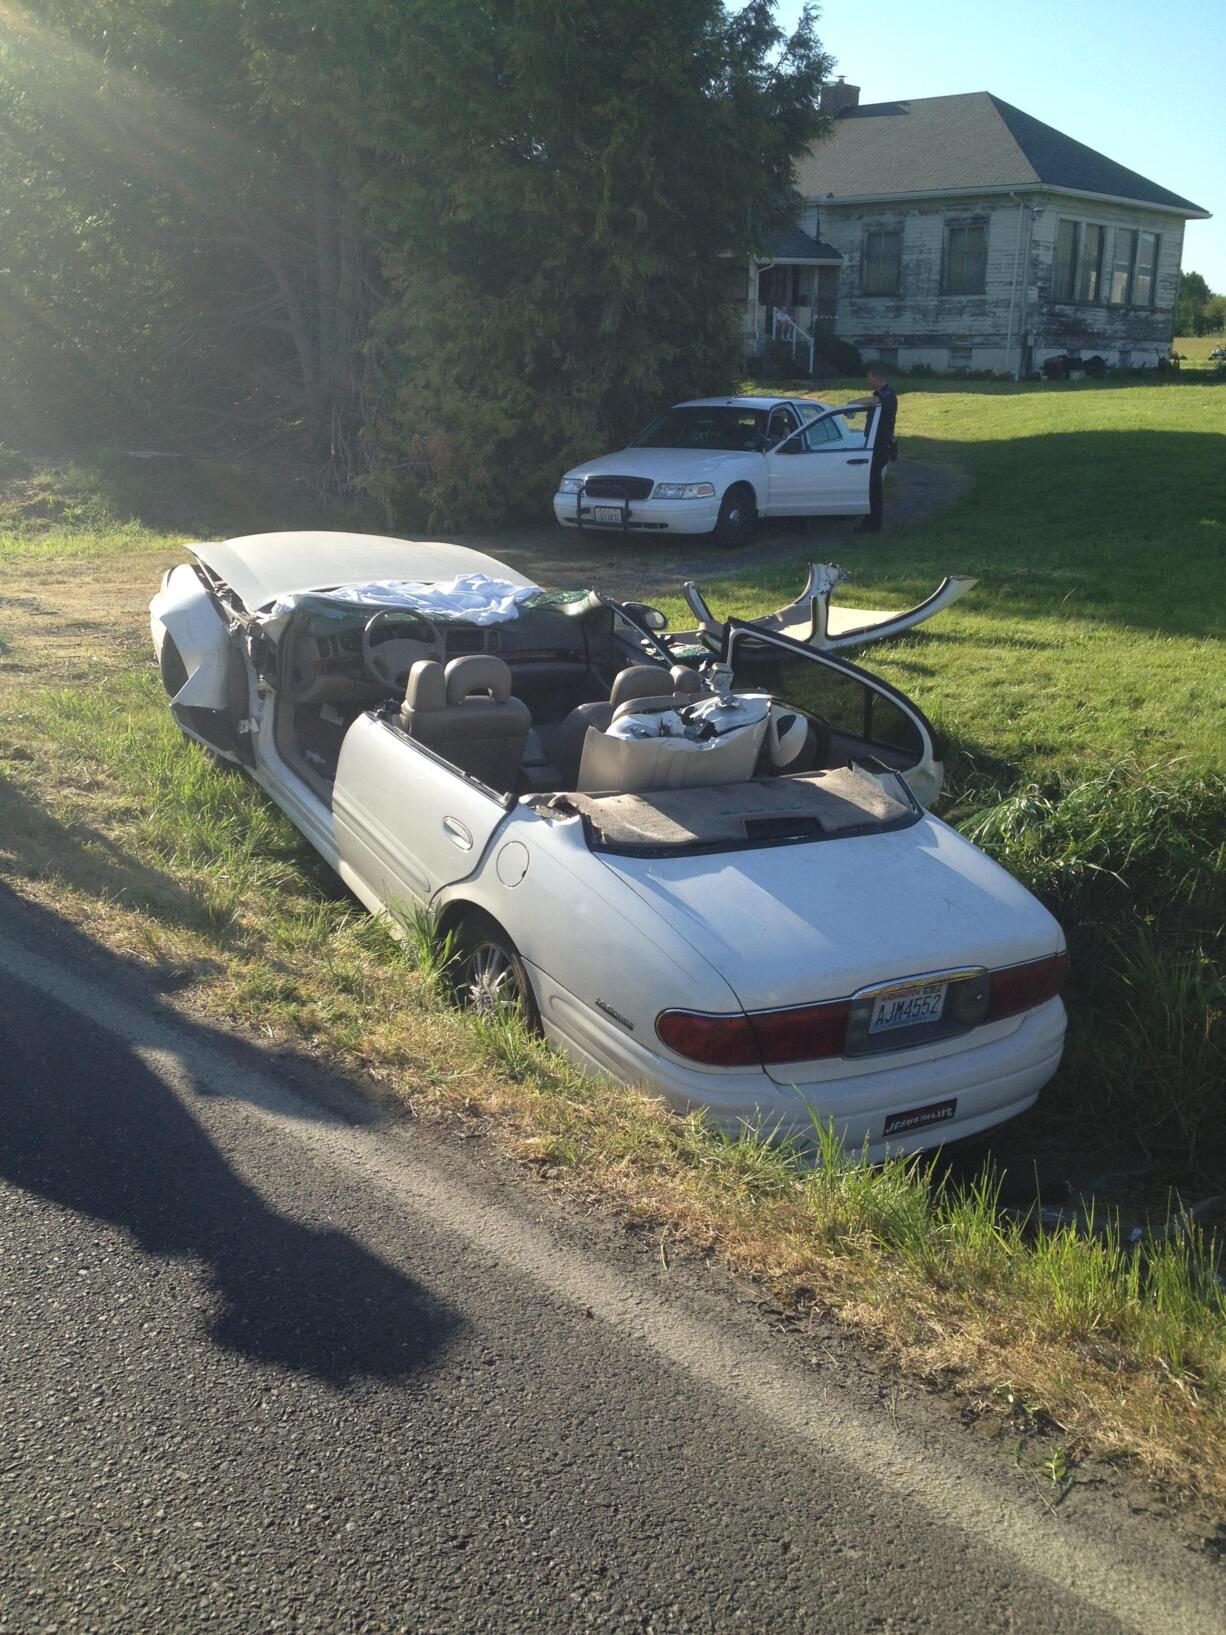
[{"left": 813, "top": 336, "right": 863, "bottom": 377}]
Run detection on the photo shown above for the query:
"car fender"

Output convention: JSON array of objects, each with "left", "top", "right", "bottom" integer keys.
[
  {"left": 431, "top": 806, "right": 743, "bottom": 1038},
  {"left": 720, "top": 456, "right": 764, "bottom": 510},
  {"left": 149, "top": 563, "right": 234, "bottom": 709}
]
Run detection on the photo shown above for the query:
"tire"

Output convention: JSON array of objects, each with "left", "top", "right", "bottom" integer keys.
[
  {"left": 712, "top": 484, "right": 757, "bottom": 548},
  {"left": 452, "top": 910, "right": 540, "bottom": 1029}
]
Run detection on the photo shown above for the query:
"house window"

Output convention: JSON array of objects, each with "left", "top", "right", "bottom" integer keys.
[
  {"left": 875, "top": 346, "right": 899, "bottom": 369},
  {"left": 1053, "top": 219, "right": 1078, "bottom": 301},
  {"left": 863, "top": 230, "right": 902, "bottom": 295},
  {"left": 1052, "top": 220, "right": 1104, "bottom": 303},
  {"left": 1109, "top": 229, "right": 1137, "bottom": 304},
  {"left": 1075, "top": 224, "right": 1104, "bottom": 302},
  {"left": 949, "top": 346, "right": 973, "bottom": 373},
  {"left": 942, "top": 222, "right": 987, "bottom": 295},
  {"left": 1132, "top": 232, "right": 1159, "bottom": 307}
]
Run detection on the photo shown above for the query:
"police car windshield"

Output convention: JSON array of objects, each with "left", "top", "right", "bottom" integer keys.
[{"left": 631, "top": 406, "right": 769, "bottom": 452}]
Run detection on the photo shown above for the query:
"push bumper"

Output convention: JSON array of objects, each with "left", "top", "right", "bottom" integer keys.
[{"left": 553, "top": 493, "right": 721, "bottom": 536}]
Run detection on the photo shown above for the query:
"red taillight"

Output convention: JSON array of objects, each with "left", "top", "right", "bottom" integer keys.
[
  {"left": 655, "top": 1009, "right": 760, "bottom": 1066},
  {"left": 984, "top": 952, "right": 1069, "bottom": 1023},
  {"left": 750, "top": 999, "right": 851, "bottom": 1064},
  {"left": 656, "top": 998, "right": 851, "bottom": 1067}
]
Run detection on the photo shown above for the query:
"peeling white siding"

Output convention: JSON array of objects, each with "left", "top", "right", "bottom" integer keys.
[{"left": 773, "top": 191, "right": 1187, "bottom": 376}]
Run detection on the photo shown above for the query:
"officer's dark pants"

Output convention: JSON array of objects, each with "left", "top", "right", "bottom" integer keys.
[{"left": 867, "top": 451, "right": 888, "bottom": 532}]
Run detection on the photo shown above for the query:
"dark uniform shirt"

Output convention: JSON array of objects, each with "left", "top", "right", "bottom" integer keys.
[{"left": 872, "top": 383, "right": 898, "bottom": 455}]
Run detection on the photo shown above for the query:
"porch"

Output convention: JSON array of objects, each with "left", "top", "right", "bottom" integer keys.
[{"left": 743, "top": 225, "right": 842, "bottom": 373}]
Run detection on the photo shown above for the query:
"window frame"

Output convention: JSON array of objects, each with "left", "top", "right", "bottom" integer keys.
[
  {"left": 1109, "top": 228, "right": 1138, "bottom": 306},
  {"left": 941, "top": 219, "right": 988, "bottom": 297},
  {"left": 1132, "top": 231, "right": 1159, "bottom": 308},
  {"left": 862, "top": 228, "right": 902, "bottom": 297},
  {"left": 1052, "top": 218, "right": 1078, "bottom": 302},
  {"left": 1075, "top": 223, "right": 1105, "bottom": 303}
]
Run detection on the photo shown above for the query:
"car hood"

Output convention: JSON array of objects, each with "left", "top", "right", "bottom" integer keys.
[
  {"left": 190, "top": 531, "right": 531, "bottom": 614},
  {"left": 563, "top": 448, "right": 755, "bottom": 483},
  {"left": 598, "top": 816, "right": 1062, "bottom": 1075}
]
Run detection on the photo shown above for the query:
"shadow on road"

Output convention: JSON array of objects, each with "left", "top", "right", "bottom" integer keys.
[{"left": 0, "top": 882, "right": 461, "bottom": 1389}]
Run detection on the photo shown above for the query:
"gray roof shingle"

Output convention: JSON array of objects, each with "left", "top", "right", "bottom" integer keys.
[{"left": 793, "top": 92, "right": 1207, "bottom": 216}]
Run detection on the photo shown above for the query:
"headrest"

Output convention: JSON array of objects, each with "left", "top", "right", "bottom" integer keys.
[
  {"left": 611, "top": 696, "right": 684, "bottom": 723},
  {"left": 669, "top": 665, "right": 703, "bottom": 695},
  {"left": 405, "top": 659, "right": 446, "bottom": 711},
  {"left": 610, "top": 665, "right": 672, "bottom": 709},
  {"left": 445, "top": 654, "right": 512, "bottom": 704}
]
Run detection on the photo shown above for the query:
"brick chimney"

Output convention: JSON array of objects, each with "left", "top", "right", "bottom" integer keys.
[{"left": 820, "top": 76, "right": 860, "bottom": 117}]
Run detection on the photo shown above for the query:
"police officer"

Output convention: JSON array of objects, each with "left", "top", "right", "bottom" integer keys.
[{"left": 846, "top": 365, "right": 898, "bottom": 535}]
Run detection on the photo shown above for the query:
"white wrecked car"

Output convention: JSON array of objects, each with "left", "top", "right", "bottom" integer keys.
[{"left": 150, "top": 531, "right": 1068, "bottom": 1157}]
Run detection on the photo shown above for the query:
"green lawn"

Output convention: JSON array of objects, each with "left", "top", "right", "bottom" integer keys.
[{"left": 663, "top": 376, "right": 1226, "bottom": 786}]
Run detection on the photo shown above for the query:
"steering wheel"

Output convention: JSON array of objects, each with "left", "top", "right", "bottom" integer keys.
[{"left": 361, "top": 608, "right": 440, "bottom": 691}]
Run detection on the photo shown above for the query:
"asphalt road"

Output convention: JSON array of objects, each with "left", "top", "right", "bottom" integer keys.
[{"left": 0, "top": 888, "right": 1220, "bottom": 1635}]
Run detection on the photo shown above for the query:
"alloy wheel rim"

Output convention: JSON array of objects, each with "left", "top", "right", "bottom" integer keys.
[{"left": 464, "top": 941, "right": 522, "bottom": 1018}]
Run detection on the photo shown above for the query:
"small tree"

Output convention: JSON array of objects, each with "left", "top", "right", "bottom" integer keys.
[{"left": 1176, "top": 270, "right": 1212, "bottom": 337}]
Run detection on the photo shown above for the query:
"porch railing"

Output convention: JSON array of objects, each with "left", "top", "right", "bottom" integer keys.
[{"left": 772, "top": 306, "right": 815, "bottom": 374}]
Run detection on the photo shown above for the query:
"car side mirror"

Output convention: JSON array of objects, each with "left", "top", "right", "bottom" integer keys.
[{"left": 623, "top": 601, "right": 669, "bottom": 631}]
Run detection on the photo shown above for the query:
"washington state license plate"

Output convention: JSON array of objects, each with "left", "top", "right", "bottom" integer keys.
[{"left": 868, "top": 981, "right": 947, "bottom": 1036}]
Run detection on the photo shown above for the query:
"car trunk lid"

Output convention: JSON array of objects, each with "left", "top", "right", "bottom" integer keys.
[{"left": 597, "top": 816, "right": 1062, "bottom": 1085}]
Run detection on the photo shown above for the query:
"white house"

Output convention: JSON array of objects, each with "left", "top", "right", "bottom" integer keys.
[{"left": 746, "top": 82, "right": 1209, "bottom": 377}]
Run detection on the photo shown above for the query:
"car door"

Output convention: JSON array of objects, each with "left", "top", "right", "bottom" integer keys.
[
  {"left": 332, "top": 711, "right": 512, "bottom": 917},
  {"left": 763, "top": 406, "right": 877, "bottom": 516},
  {"left": 723, "top": 617, "right": 942, "bottom": 805}
]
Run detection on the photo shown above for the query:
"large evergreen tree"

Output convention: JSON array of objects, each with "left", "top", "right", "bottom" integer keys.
[
  {"left": 338, "top": 0, "right": 831, "bottom": 522},
  {"left": 1, "top": 1, "right": 830, "bottom": 514}
]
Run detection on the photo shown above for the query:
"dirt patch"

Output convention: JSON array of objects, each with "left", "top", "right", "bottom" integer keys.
[{"left": 0, "top": 547, "right": 178, "bottom": 689}]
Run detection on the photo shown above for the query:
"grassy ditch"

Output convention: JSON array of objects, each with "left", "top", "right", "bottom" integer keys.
[{"left": 960, "top": 764, "right": 1226, "bottom": 1179}]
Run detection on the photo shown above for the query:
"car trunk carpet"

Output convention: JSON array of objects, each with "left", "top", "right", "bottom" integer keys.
[{"left": 533, "top": 767, "right": 914, "bottom": 853}]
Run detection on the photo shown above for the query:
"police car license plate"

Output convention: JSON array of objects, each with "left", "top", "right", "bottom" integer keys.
[{"left": 592, "top": 506, "right": 624, "bottom": 524}]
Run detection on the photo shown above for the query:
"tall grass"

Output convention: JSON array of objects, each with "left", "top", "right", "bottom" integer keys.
[{"left": 959, "top": 762, "right": 1226, "bottom": 1177}]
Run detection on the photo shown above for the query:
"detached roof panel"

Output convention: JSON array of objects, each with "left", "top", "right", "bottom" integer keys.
[{"left": 794, "top": 92, "right": 1206, "bottom": 216}]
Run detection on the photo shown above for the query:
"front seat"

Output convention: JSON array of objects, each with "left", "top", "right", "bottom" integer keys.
[
  {"left": 547, "top": 664, "right": 704, "bottom": 789},
  {"left": 400, "top": 655, "right": 531, "bottom": 791}
]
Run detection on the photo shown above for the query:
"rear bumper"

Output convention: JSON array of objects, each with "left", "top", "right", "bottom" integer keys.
[
  {"left": 553, "top": 494, "right": 721, "bottom": 536},
  {"left": 531, "top": 960, "right": 1066, "bottom": 1159}
]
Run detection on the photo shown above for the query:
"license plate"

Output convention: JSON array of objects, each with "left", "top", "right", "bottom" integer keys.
[
  {"left": 592, "top": 506, "right": 625, "bottom": 524},
  {"left": 869, "top": 981, "right": 947, "bottom": 1035},
  {"left": 883, "top": 1098, "right": 957, "bottom": 1138}
]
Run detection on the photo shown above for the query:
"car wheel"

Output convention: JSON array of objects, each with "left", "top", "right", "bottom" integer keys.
[
  {"left": 712, "top": 485, "right": 756, "bottom": 548},
  {"left": 453, "top": 911, "right": 541, "bottom": 1029}
]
